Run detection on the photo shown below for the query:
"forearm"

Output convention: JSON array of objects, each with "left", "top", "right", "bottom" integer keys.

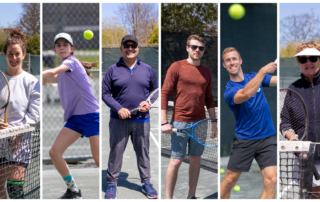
[
  {"left": 42, "top": 69, "right": 56, "bottom": 80},
  {"left": 161, "top": 109, "right": 168, "bottom": 124},
  {"left": 242, "top": 69, "right": 266, "bottom": 98},
  {"left": 207, "top": 107, "right": 216, "bottom": 119}
]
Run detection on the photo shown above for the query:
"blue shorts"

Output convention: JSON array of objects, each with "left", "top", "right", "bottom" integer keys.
[
  {"left": 170, "top": 121, "right": 205, "bottom": 159},
  {"left": 64, "top": 113, "right": 99, "bottom": 138}
]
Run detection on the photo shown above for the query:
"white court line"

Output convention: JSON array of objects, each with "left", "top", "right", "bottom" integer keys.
[{"left": 150, "top": 129, "right": 159, "bottom": 148}]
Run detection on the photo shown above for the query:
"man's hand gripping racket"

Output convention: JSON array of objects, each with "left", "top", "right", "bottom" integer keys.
[{"left": 119, "top": 88, "right": 159, "bottom": 119}]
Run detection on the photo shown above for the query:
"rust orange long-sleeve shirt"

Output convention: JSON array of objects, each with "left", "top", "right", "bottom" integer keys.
[{"left": 161, "top": 59, "right": 215, "bottom": 122}]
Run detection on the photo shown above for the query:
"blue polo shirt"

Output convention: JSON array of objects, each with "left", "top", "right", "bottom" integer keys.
[
  {"left": 224, "top": 72, "right": 275, "bottom": 140},
  {"left": 102, "top": 57, "right": 158, "bottom": 122}
]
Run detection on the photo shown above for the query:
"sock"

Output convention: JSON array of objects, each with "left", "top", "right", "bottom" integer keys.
[
  {"left": 7, "top": 180, "right": 24, "bottom": 199},
  {"left": 63, "top": 174, "right": 79, "bottom": 193}
]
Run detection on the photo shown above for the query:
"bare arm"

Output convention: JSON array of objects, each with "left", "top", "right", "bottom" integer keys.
[
  {"left": 161, "top": 109, "right": 173, "bottom": 135},
  {"left": 269, "top": 76, "right": 277, "bottom": 86},
  {"left": 42, "top": 64, "right": 70, "bottom": 85},
  {"left": 234, "top": 62, "right": 277, "bottom": 104}
]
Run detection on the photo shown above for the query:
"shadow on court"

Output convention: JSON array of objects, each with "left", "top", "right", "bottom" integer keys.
[{"left": 101, "top": 104, "right": 159, "bottom": 199}]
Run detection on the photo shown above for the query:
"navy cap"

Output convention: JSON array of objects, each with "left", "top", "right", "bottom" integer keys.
[{"left": 121, "top": 35, "right": 138, "bottom": 45}]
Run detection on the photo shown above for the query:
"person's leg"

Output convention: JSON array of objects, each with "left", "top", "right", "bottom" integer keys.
[
  {"left": 89, "top": 135, "right": 99, "bottom": 167},
  {"left": 188, "top": 155, "right": 201, "bottom": 198},
  {"left": 165, "top": 157, "right": 183, "bottom": 199},
  {"left": 260, "top": 166, "right": 277, "bottom": 199},
  {"left": 49, "top": 127, "right": 81, "bottom": 177},
  {"left": 311, "top": 186, "right": 320, "bottom": 199},
  {"left": 0, "top": 165, "right": 7, "bottom": 199},
  {"left": 6, "top": 164, "right": 27, "bottom": 199},
  {"left": 220, "top": 169, "right": 242, "bottom": 199}
]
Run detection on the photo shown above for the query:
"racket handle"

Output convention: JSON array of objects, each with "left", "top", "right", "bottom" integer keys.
[
  {"left": 314, "top": 166, "right": 320, "bottom": 180},
  {"left": 130, "top": 107, "right": 141, "bottom": 114},
  {"left": 172, "top": 128, "right": 178, "bottom": 133}
]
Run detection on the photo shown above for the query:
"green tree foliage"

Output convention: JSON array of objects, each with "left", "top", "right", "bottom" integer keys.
[
  {"left": 147, "top": 24, "right": 158, "bottom": 44},
  {"left": 161, "top": 3, "right": 218, "bottom": 36},
  {"left": 102, "top": 17, "right": 127, "bottom": 46}
]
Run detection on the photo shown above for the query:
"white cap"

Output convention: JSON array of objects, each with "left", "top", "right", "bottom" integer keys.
[
  {"left": 294, "top": 48, "right": 320, "bottom": 57},
  {"left": 54, "top": 33, "right": 73, "bottom": 45}
]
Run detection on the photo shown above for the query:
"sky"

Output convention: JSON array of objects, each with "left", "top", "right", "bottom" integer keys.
[
  {"left": 280, "top": 3, "right": 320, "bottom": 20},
  {"left": 102, "top": 3, "right": 158, "bottom": 19},
  {"left": 0, "top": 3, "right": 23, "bottom": 27}
]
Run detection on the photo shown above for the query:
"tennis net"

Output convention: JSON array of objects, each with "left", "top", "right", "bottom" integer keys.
[
  {"left": 0, "top": 123, "right": 40, "bottom": 199},
  {"left": 279, "top": 141, "right": 315, "bottom": 199},
  {"left": 161, "top": 102, "right": 218, "bottom": 172}
]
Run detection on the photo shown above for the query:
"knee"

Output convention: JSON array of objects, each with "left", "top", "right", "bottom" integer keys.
[
  {"left": 222, "top": 174, "right": 238, "bottom": 188},
  {"left": 49, "top": 147, "right": 61, "bottom": 159},
  {"left": 169, "top": 158, "right": 183, "bottom": 169},
  {"left": 264, "top": 175, "right": 277, "bottom": 188}
]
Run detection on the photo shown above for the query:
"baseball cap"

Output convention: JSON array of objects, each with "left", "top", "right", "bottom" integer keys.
[
  {"left": 294, "top": 48, "right": 320, "bottom": 57},
  {"left": 54, "top": 33, "right": 73, "bottom": 45},
  {"left": 121, "top": 35, "right": 138, "bottom": 45}
]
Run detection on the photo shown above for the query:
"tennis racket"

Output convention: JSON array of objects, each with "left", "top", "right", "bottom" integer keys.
[
  {"left": 172, "top": 118, "right": 218, "bottom": 148},
  {"left": 119, "top": 88, "right": 159, "bottom": 119},
  {"left": 0, "top": 71, "right": 10, "bottom": 124},
  {"left": 279, "top": 88, "right": 320, "bottom": 180}
]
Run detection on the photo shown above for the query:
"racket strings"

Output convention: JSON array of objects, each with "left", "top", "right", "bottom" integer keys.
[
  {"left": 0, "top": 74, "right": 9, "bottom": 109},
  {"left": 280, "top": 90, "right": 307, "bottom": 140},
  {"left": 148, "top": 89, "right": 159, "bottom": 105},
  {"left": 193, "top": 120, "right": 215, "bottom": 145}
]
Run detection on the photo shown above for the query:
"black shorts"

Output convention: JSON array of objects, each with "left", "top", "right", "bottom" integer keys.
[
  {"left": 0, "top": 157, "right": 28, "bottom": 168},
  {"left": 227, "top": 135, "right": 277, "bottom": 172}
]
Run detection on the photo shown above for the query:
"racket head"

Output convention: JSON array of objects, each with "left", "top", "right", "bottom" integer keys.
[
  {"left": 181, "top": 118, "right": 218, "bottom": 147},
  {"left": 279, "top": 88, "right": 308, "bottom": 141},
  {"left": 146, "top": 88, "right": 159, "bottom": 105},
  {"left": 0, "top": 71, "right": 10, "bottom": 123}
]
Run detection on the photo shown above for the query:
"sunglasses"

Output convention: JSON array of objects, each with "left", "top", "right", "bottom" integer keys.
[
  {"left": 123, "top": 43, "right": 138, "bottom": 49},
  {"left": 188, "top": 45, "right": 205, "bottom": 51},
  {"left": 298, "top": 56, "right": 319, "bottom": 64}
]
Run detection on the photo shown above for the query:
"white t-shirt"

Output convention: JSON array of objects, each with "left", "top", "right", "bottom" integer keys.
[{"left": 0, "top": 71, "right": 40, "bottom": 163}]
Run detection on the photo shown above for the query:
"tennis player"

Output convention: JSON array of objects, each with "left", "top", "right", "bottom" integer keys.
[
  {"left": 0, "top": 28, "right": 40, "bottom": 199},
  {"left": 280, "top": 42, "right": 320, "bottom": 199},
  {"left": 102, "top": 34, "right": 158, "bottom": 199},
  {"left": 220, "top": 47, "right": 277, "bottom": 199},
  {"left": 42, "top": 33, "right": 99, "bottom": 199},
  {"left": 161, "top": 34, "right": 217, "bottom": 199}
]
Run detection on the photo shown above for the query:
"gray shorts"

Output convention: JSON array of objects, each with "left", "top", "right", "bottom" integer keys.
[{"left": 170, "top": 121, "right": 205, "bottom": 159}]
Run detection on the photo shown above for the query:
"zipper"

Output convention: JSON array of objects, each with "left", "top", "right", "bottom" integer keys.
[{"left": 311, "top": 83, "right": 320, "bottom": 157}]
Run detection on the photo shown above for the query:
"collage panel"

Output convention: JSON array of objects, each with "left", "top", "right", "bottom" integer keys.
[
  {"left": 101, "top": 3, "right": 159, "bottom": 200},
  {"left": 220, "top": 3, "right": 277, "bottom": 199},
  {"left": 0, "top": 3, "right": 40, "bottom": 199},
  {"left": 42, "top": 3, "right": 99, "bottom": 199},
  {"left": 160, "top": 3, "right": 218, "bottom": 199},
  {"left": 279, "top": 3, "right": 320, "bottom": 199}
]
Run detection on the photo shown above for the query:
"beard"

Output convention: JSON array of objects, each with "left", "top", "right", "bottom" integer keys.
[{"left": 190, "top": 53, "right": 202, "bottom": 61}]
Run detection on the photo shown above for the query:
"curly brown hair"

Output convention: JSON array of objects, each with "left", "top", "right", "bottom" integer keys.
[
  {"left": 3, "top": 27, "right": 27, "bottom": 55},
  {"left": 295, "top": 41, "right": 320, "bottom": 63}
]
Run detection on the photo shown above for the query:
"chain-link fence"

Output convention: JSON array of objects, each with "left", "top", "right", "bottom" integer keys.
[
  {"left": 0, "top": 53, "right": 40, "bottom": 75},
  {"left": 42, "top": 3, "right": 100, "bottom": 161}
]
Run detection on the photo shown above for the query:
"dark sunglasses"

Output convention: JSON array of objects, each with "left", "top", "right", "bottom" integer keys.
[
  {"left": 188, "top": 45, "right": 205, "bottom": 51},
  {"left": 123, "top": 43, "right": 138, "bottom": 49},
  {"left": 298, "top": 56, "right": 319, "bottom": 64}
]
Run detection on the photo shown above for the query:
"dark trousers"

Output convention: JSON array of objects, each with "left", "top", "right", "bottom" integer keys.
[{"left": 106, "top": 118, "right": 151, "bottom": 183}]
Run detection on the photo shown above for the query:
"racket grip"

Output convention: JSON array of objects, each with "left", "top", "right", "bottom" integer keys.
[
  {"left": 314, "top": 166, "right": 320, "bottom": 180},
  {"left": 172, "top": 128, "right": 178, "bottom": 133},
  {"left": 130, "top": 107, "right": 140, "bottom": 114}
]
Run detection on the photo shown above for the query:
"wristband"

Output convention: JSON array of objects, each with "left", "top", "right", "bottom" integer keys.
[{"left": 161, "top": 122, "right": 169, "bottom": 126}]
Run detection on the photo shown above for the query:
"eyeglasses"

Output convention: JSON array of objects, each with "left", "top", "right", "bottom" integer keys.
[
  {"left": 298, "top": 56, "right": 319, "bottom": 64},
  {"left": 123, "top": 43, "right": 138, "bottom": 49},
  {"left": 188, "top": 45, "right": 205, "bottom": 51}
]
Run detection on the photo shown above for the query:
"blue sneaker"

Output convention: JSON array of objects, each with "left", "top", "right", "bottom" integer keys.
[
  {"left": 104, "top": 183, "right": 116, "bottom": 199},
  {"left": 142, "top": 182, "right": 158, "bottom": 199}
]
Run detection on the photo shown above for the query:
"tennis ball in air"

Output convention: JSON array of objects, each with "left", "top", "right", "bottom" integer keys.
[
  {"left": 220, "top": 168, "right": 225, "bottom": 174},
  {"left": 234, "top": 185, "right": 241, "bottom": 192},
  {"left": 228, "top": 4, "right": 245, "bottom": 20},
  {"left": 83, "top": 30, "right": 94, "bottom": 40}
]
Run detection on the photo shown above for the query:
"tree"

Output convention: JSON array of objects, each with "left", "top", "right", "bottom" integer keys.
[
  {"left": 161, "top": 3, "right": 218, "bottom": 36},
  {"left": 280, "top": 12, "right": 320, "bottom": 47},
  {"left": 116, "top": 3, "right": 158, "bottom": 44},
  {"left": 102, "top": 17, "right": 127, "bottom": 46},
  {"left": 147, "top": 24, "right": 158, "bottom": 44},
  {"left": 19, "top": 3, "right": 40, "bottom": 36}
]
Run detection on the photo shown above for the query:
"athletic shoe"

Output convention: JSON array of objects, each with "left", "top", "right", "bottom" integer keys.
[
  {"left": 105, "top": 183, "right": 117, "bottom": 199},
  {"left": 142, "top": 182, "right": 158, "bottom": 199},
  {"left": 58, "top": 188, "right": 82, "bottom": 199},
  {"left": 187, "top": 196, "right": 196, "bottom": 199}
]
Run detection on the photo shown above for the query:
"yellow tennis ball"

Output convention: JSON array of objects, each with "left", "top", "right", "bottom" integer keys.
[
  {"left": 234, "top": 185, "right": 241, "bottom": 192},
  {"left": 228, "top": 4, "right": 245, "bottom": 20},
  {"left": 84, "top": 30, "right": 94, "bottom": 40},
  {"left": 220, "top": 168, "right": 225, "bottom": 174}
]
